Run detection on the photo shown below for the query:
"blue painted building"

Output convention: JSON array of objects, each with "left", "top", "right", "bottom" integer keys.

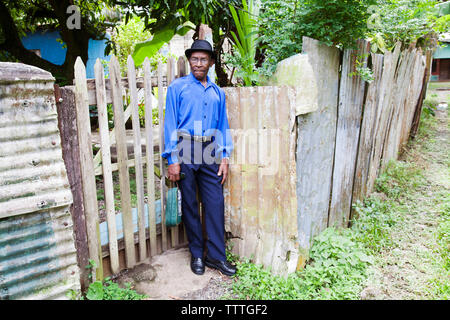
[{"left": 21, "top": 29, "right": 111, "bottom": 79}]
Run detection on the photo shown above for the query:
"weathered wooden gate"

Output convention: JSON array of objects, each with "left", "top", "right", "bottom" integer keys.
[{"left": 71, "top": 54, "right": 189, "bottom": 280}]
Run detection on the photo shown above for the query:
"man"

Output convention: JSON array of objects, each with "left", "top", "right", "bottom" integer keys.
[{"left": 161, "top": 39, "right": 236, "bottom": 276}]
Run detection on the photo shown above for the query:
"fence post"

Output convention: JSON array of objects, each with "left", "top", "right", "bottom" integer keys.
[
  {"left": 55, "top": 84, "right": 91, "bottom": 291},
  {"left": 74, "top": 57, "right": 104, "bottom": 281}
]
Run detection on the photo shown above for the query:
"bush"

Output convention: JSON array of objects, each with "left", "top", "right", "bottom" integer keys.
[{"left": 257, "top": 0, "right": 373, "bottom": 76}]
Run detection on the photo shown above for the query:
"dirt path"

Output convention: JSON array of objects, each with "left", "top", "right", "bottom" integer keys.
[{"left": 361, "top": 105, "right": 449, "bottom": 299}]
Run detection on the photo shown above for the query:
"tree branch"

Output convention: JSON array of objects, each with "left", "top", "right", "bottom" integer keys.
[{"left": 0, "top": 0, "right": 61, "bottom": 74}]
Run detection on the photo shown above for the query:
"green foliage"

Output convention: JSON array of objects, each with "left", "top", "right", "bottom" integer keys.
[
  {"left": 257, "top": 0, "right": 374, "bottom": 77},
  {"left": 67, "top": 278, "right": 147, "bottom": 300},
  {"left": 232, "top": 228, "right": 373, "bottom": 300},
  {"left": 351, "top": 197, "right": 398, "bottom": 254},
  {"left": 131, "top": 20, "right": 193, "bottom": 67},
  {"left": 375, "top": 160, "right": 425, "bottom": 200},
  {"left": 110, "top": 15, "right": 168, "bottom": 74},
  {"left": 226, "top": 0, "right": 260, "bottom": 86},
  {"left": 366, "top": 0, "right": 449, "bottom": 53},
  {"left": 349, "top": 53, "right": 375, "bottom": 83},
  {"left": 85, "top": 279, "right": 147, "bottom": 300}
]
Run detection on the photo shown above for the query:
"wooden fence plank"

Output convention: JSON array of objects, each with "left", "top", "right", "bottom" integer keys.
[
  {"left": 378, "top": 43, "right": 403, "bottom": 171},
  {"left": 400, "top": 52, "right": 426, "bottom": 148},
  {"left": 382, "top": 48, "right": 416, "bottom": 166},
  {"left": 167, "top": 57, "right": 178, "bottom": 249},
  {"left": 239, "top": 87, "right": 259, "bottom": 258},
  {"left": 74, "top": 57, "right": 104, "bottom": 281},
  {"left": 144, "top": 57, "right": 157, "bottom": 257},
  {"left": 367, "top": 43, "right": 402, "bottom": 194},
  {"left": 351, "top": 53, "right": 384, "bottom": 217},
  {"left": 94, "top": 59, "right": 120, "bottom": 274},
  {"left": 158, "top": 61, "right": 168, "bottom": 252},
  {"left": 86, "top": 76, "right": 163, "bottom": 105},
  {"left": 223, "top": 88, "right": 242, "bottom": 243},
  {"left": 127, "top": 55, "right": 147, "bottom": 261},
  {"left": 109, "top": 55, "right": 136, "bottom": 268},
  {"left": 410, "top": 50, "right": 433, "bottom": 139},
  {"left": 329, "top": 40, "right": 370, "bottom": 228},
  {"left": 55, "top": 85, "right": 90, "bottom": 291},
  {"left": 296, "top": 37, "right": 340, "bottom": 259},
  {"left": 393, "top": 49, "right": 419, "bottom": 154}
]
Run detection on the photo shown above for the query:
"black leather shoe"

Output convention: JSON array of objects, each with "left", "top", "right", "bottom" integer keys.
[
  {"left": 204, "top": 256, "right": 236, "bottom": 276},
  {"left": 190, "top": 257, "right": 205, "bottom": 275}
]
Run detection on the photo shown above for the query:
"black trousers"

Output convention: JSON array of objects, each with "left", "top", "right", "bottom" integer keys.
[{"left": 176, "top": 139, "right": 226, "bottom": 261}]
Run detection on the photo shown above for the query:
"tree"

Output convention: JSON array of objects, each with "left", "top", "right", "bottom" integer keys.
[
  {"left": 0, "top": 0, "right": 117, "bottom": 85},
  {"left": 257, "top": 0, "right": 376, "bottom": 77},
  {"left": 119, "top": 0, "right": 242, "bottom": 86}
]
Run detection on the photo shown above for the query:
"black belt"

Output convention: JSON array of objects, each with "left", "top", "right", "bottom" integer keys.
[{"left": 178, "top": 132, "right": 213, "bottom": 143}]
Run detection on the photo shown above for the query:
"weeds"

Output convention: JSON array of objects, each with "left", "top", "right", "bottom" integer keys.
[{"left": 228, "top": 108, "right": 447, "bottom": 300}]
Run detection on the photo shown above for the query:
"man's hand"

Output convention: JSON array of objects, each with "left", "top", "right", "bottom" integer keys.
[
  {"left": 217, "top": 158, "right": 229, "bottom": 185},
  {"left": 168, "top": 163, "right": 181, "bottom": 182}
]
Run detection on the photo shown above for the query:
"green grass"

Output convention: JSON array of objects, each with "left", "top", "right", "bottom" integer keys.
[{"left": 427, "top": 81, "right": 450, "bottom": 90}]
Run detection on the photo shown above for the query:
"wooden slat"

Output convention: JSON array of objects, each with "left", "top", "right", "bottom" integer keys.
[
  {"left": 92, "top": 105, "right": 133, "bottom": 170},
  {"left": 351, "top": 53, "right": 384, "bottom": 218},
  {"left": 329, "top": 40, "right": 370, "bottom": 228},
  {"left": 167, "top": 57, "right": 179, "bottom": 249},
  {"left": 239, "top": 86, "right": 259, "bottom": 258},
  {"left": 410, "top": 50, "right": 433, "bottom": 139},
  {"left": 158, "top": 61, "right": 168, "bottom": 252},
  {"left": 399, "top": 52, "right": 426, "bottom": 148},
  {"left": 127, "top": 55, "right": 147, "bottom": 261},
  {"left": 378, "top": 43, "right": 404, "bottom": 172},
  {"left": 382, "top": 48, "right": 416, "bottom": 166},
  {"left": 94, "top": 59, "right": 120, "bottom": 274},
  {"left": 144, "top": 57, "right": 157, "bottom": 257},
  {"left": 367, "top": 42, "right": 402, "bottom": 194},
  {"left": 74, "top": 57, "right": 104, "bottom": 281},
  {"left": 86, "top": 76, "right": 164, "bottom": 105},
  {"left": 177, "top": 56, "right": 187, "bottom": 78},
  {"left": 109, "top": 55, "right": 136, "bottom": 268},
  {"left": 296, "top": 37, "right": 340, "bottom": 256},
  {"left": 223, "top": 87, "right": 242, "bottom": 240}
]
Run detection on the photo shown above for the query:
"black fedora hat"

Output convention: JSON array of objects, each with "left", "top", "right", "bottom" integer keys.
[{"left": 185, "top": 39, "right": 216, "bottom": 60}]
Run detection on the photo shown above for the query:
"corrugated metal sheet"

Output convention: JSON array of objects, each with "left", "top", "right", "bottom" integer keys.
[
  {"left": 0, "top": 207, "right": 80, "bottom": 299},
  {"left": 0, "top": 62, "right": 80, "bottom": 299},
  {"left": 0, "top": 63, "right": 72, "bottom": 219},
  {"left": 223, "top": 86, "right": 299, "bottom": 276}
]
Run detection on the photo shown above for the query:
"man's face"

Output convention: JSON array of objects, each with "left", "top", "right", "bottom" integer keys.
[{"left": 188, "top": 51, "right": 214, "bottom": 81}]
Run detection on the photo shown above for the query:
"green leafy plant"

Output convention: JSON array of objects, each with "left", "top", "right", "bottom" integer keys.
[
  {"left": 366, "top": 0, "right": 449, "bottom": 53},
  {"left": 227, "top": 0, "right": 260, "bottom": 86},
  {"left": 67, "top": 278, "right": 147, "bottom": 300},
  {"left": 231, "top": 227, "right": 374, "bottom": 300},
  {"left": 85, "top": 278, "right": 147, "bottom": 300},
  {"left": 257, "top": 0, "right": 374, "bottom": 77},
  {"left": 375, "top": 160, "right": 425, "bottom": 200},
  {"left": 111, "top": 15, "right": 169, "bottom": 74},
  {"left": 349, "top": 53, "right": 375, "bottom": 83}
]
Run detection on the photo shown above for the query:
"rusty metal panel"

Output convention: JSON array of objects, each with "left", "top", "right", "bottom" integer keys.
[{"left": 0, "top": 62, "right": 79, "bottom": 299}]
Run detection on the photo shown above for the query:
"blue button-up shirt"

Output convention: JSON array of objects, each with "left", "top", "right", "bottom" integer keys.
[{"left": 161, "top": 72, "right": 233, "bottom": 165}]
